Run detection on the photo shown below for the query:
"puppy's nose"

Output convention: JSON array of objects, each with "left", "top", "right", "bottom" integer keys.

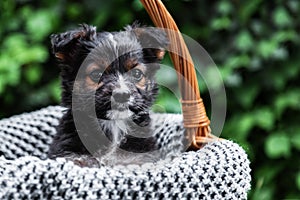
[{"left": 112, "top": 91, "right": 130, "bottom": 103}]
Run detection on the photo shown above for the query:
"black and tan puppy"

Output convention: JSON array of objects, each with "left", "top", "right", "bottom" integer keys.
[{"left": 48, "top": 23, "right": 168, "bottom": 166}]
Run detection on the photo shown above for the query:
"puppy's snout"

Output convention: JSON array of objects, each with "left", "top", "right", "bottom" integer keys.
[{"left": 112, "top": 91, "right": 130, "bottom": 103}]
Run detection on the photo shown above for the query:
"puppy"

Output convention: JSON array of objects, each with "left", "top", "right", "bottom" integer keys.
[{"left": 47, "top": 23, "right": 168, "bottom": 167}]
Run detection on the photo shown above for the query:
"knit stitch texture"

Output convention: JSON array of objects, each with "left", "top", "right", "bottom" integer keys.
[{"left": 0, "top": 106, "right": 251, "bottom": 199}]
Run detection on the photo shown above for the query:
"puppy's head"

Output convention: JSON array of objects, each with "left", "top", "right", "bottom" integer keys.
[{"left": 51, "top": 24, "right": 168, "bottom": 126}]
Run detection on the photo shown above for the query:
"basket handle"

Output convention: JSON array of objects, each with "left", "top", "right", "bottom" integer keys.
[{"left": 140, "top": 0, "right": 215, "bottom": 149}]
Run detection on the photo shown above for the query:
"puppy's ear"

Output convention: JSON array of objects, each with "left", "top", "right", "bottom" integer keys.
[
  {"left": 128, "top": 24, "right": 169, "bottom": 63},
  {"left": 51, "top": 24, "right": 98, "bottom": 65}
]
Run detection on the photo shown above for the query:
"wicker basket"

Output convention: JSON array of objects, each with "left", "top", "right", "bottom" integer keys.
[
  {"left": 140, "top": 0, "right": 218, "bottom": 149},
  {"left": 0, "top": 2, "right": 253, "bottom": 199}
]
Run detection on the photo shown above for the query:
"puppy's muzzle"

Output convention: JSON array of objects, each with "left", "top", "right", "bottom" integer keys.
[{"left": 112, "top": 90, "right": 130, "bottom": 103}]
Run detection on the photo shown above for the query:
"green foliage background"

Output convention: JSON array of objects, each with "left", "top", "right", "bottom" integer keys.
[{"left": 0, "top": 0, "right": 300, "bottom": 199}]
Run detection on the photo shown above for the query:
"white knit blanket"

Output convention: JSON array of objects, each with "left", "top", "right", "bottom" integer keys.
[{"left": 0, "top": 106, "right": 251, "bottom": 199}]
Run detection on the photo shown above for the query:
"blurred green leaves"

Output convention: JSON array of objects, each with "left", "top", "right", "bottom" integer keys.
[
  {"left": 211, "top": 17, "right": 231, "bottom": 30},
  {"left": 25, "top": 65, "right": 43, "bottom": 85},
  {"left": 235, "top": 31, "right": 253, "bottom": 52},
  {"left": 274, "top": 89, "right": 300, "bottom": 116},
  {"left": 0, "top": 54, "right": 20, "bottom": 93},
  {"left": 257, "top": 40, "right": 278, "bottom": 59},
  {"left": 265, "top": 133, "right": 291, "bottom": 158},
  {"left": 204, "top": 1, "right": 300, "bottom": 199},
  {"left": 0, "top": 0, "right": 60, "bottom": 116},
  {"left": 296, "top": 172, "right": 300, "bottom": 190},
  {"left": 0, "top": 0, "right": 300, "bottom": 199},
  {"left": 273, "top": 7, "right": 292, "bottom": 28},
  {"left": 25, "top": 9, "right": 58, "bottom": 42}
]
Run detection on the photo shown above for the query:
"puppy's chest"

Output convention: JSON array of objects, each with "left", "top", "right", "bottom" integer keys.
[
  {"left": 99, "top": 119, "right": 155, "bottom": 150},
  {"left": 100, "top": 120, "right": 128, "bottom": 143}
]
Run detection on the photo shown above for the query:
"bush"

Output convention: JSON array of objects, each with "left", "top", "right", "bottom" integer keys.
[{"left": 1, "top": 0, "right": 299, "bottom": 199}]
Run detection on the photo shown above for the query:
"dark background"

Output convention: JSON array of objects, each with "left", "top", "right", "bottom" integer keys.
[{"left": 0, "top": 0, "right": 300, "bottom": 199}]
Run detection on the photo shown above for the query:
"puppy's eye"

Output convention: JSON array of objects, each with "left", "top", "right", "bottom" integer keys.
[
  {"left": 131, "top": 69, "right": 144, "bottom": 82},
  {"left": 89, "top": 70, "right": 102, "bottom": 82}
]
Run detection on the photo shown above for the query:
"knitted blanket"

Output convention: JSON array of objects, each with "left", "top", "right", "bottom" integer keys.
[{"left": 0, "top": 106, "right": 251, "bottom": 199}]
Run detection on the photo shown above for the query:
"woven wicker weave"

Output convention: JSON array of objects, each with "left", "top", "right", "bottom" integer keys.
[{"left": 140, "top": 0, "right": 217, "bottom": 149}]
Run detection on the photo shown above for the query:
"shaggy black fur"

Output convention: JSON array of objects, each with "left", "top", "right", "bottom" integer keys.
[{"left": 47, "top": 23, "right": 168, "bottom": 163}]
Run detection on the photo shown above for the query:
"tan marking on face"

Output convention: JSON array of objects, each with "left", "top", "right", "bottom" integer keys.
[
  {"left": 156, "top": 49, "right": 166, "bottom": 60},
  {"left": 55, "top": 53, "right": 65, "bottom": 61},
  {"left": 132, "top": 64, "right": 147, "bottom": 90},
  {"left": 85, "top": 63, "right": 104, "bottom": 90},
  {"left": 124, "top": 58, "right": 138, "bottom": 71}
]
